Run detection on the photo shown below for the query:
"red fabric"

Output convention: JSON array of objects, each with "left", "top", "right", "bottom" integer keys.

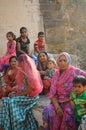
[
  {"left": 34, "top": 40, "right": 45, "bottom": 52},
  {"left": 42, "top": 79, "right": 51, "bottom": 93},
  {"left": 4, "top": 68, "right": 17, "bottom": 95},
  {"left": 0, "top": 88, "right": 4, "bottom": 98}
]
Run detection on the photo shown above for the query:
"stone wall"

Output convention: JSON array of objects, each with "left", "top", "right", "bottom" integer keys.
[
  {"left": 0, "top": 0, "right": 44, "bottom": 54},
  {"left": 0, "top": 0, "right": 86, "bottom": 69},
  {"left": 39, "top": 0, "right": 86, "bottom": 70}
]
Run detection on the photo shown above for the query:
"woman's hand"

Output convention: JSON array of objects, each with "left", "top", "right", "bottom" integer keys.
[
  {"left": 51, "top": 96, "right": 63, "bottom": 117},
  {"left": 12, "top": 86, "right": 16, "bottom": 91},
  {"left": 8, "top": 92, "right": 16, "bottom": 98},
  {"left": 55, "top": 106, "right": 63, "bottom": 117}
]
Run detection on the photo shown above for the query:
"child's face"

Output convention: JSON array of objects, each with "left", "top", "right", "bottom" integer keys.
[
  {"left": 74, "top": 83, "right": 85, "bottom": 95},
  {"left": 47, "top": 61, "right": 55, "bottom": 70},
  {"left": 7, "top": 34, "right": 13, "bottom": 41},
  {"left": 38, "top": 34, "right": 44, "bottom": 41},
  {"left": 21, "top": 29, "right": 28, "bottom": 37}
]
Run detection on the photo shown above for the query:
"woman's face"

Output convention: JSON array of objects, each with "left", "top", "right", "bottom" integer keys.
[
  {"left": 18, "top": 61, "right": 24, "bottom": 69},
  {"left": 58, "top": 55, "right": 69, "bottom": 71},
  {"left": 10, "top": 58, "right": 17, "bottom": 68},
  {"left": 38, "top": 53, "right": 48, "bottom": 63}
]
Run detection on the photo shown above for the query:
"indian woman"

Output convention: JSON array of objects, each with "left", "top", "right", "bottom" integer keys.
[
  {"left": 42, "top": 52, "right": 86, "bottom": 130},
  {"left": 0, "top": 54, "right": 43, "bottom": 130}
]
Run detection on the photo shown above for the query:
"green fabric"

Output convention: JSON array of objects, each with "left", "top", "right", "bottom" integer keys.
[
  {"left": 70, "top": 90, "right": 86, "bottom": 122},
  {"left": 46, "top": 68, "right": 56, "bottom": 78}
]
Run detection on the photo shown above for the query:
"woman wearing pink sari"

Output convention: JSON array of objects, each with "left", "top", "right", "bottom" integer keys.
[{"left": 42, "top": 52, "right": 86, "bottom": 130}]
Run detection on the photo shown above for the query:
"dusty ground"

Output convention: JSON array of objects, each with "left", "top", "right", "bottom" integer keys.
[{"left": 33, "top": 95, "right": 50, "bottom": 129}]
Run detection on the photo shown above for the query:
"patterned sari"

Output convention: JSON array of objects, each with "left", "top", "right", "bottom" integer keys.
[
  {"left": 0, "top": 96, "right": 39, "bottom": 130},
  {"left": 42, "top": 52, "right": 86, "bottom": 130}
]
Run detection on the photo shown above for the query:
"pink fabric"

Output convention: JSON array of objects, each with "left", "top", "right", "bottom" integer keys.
[
  {"left": 43, "top": 52, "right": 86, "bottom": 130},
  {"left": 0, "top": 40, "right": 16, "bottom": 70},
  {"left": 16, "top": 54, "right": 43, "bottom": 97},
  {"left": 49, "top": 65, "right": 86, "bottom": 102}
]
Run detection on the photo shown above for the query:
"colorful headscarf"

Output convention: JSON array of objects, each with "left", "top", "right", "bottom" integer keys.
[
  {"left": 16, "top": 54, "right": 43, "bottom": 96},
  {"left": 57, "top": 52, "right": 71, "bottom": 65}
]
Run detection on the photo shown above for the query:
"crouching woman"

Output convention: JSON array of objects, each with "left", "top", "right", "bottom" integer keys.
[{"left": 0, "top": 54, "right": 43, "bottom": 130}]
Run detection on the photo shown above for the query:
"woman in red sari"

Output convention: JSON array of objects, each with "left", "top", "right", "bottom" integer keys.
[{"left": 0, "top": 56, "right": 18, "bottom": 98}]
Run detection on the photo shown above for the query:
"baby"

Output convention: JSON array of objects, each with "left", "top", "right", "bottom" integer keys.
[{"left": 43, "top": 59, "right": 56, "bottom": 94}]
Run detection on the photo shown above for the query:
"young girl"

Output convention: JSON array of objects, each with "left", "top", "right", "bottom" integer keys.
[
  {"left": 70, "top": 76, "right": 86, "bottom": 129},
  {"left": 16, "top": 27, "right": 30, "bottom": 57},
  {"left": 0, "top": 32, "right": 16, "bottom": 71}
]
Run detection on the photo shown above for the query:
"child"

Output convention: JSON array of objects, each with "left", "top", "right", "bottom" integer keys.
[
  {"left": 0, "top": 32, "right": 16, "bottom": 71},
  {"left": 34, "top": 32, "right": 45, "bottom": 56},
  {"left": 42, "top": 59, "right": 56, "bottom": 94},
  {"left": 70, "top": 76, "right": 86, "bottom": 129},
  {"left": 16, "top": 27, "right": 30, "bottom": 57}
]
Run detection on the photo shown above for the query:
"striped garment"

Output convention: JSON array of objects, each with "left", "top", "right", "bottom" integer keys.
[{"left": 0, "top": 96, "right": 39, "bottom": 130}]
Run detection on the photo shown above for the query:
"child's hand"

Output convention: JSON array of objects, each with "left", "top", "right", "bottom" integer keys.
[
  {"left": 40, "top": 71, "right": 46, "bottom": 76},
  {"left": 44, "top": 76, "right": 51, "bottom": 80}
]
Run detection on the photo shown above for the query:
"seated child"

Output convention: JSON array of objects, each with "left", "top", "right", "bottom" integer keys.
[
  {"left": 34, "top": 32, "right": 45, "bottom": 56},
  {"left": 42, "top": 59, "right": 56, "bottom": 94},
  {"left": 0, "top": 32, "right": 16, "bottom": 71},
  {"left": 70, "top": 76, "right": 86, "bottom": 129}
]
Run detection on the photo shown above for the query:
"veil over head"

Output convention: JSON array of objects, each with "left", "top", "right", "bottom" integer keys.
[
  {"left": 57, "top": 52, "right": 71, "bottom": 65},
  {"left": 17, "top": 54, "right": 43, "bottom": 96}
]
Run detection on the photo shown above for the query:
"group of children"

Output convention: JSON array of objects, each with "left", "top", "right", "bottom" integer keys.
[
  {"left": 0, "top": 27, "right": 86, "bottom": 130},
  {"left": 0, "top": 27, "right": 45, "bottom": 71}
]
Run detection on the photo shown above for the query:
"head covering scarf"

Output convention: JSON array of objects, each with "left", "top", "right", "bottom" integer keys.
[
  {"left": 57, "top": 52, "right": 71, "bottom": 65},
  {"left": 16, "top": 54, "right": 43, "bottom": 96}
]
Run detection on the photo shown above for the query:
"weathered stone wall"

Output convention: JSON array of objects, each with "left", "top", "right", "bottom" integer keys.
[
  {"left": 0, "top": 0, "right": 86, "bottom": 69},
  {"left": 40, "top": 0, "right": 86, "bottom": 70},
  {"left": 0, "top": 0, "right": 44, "bottom": 54}
]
